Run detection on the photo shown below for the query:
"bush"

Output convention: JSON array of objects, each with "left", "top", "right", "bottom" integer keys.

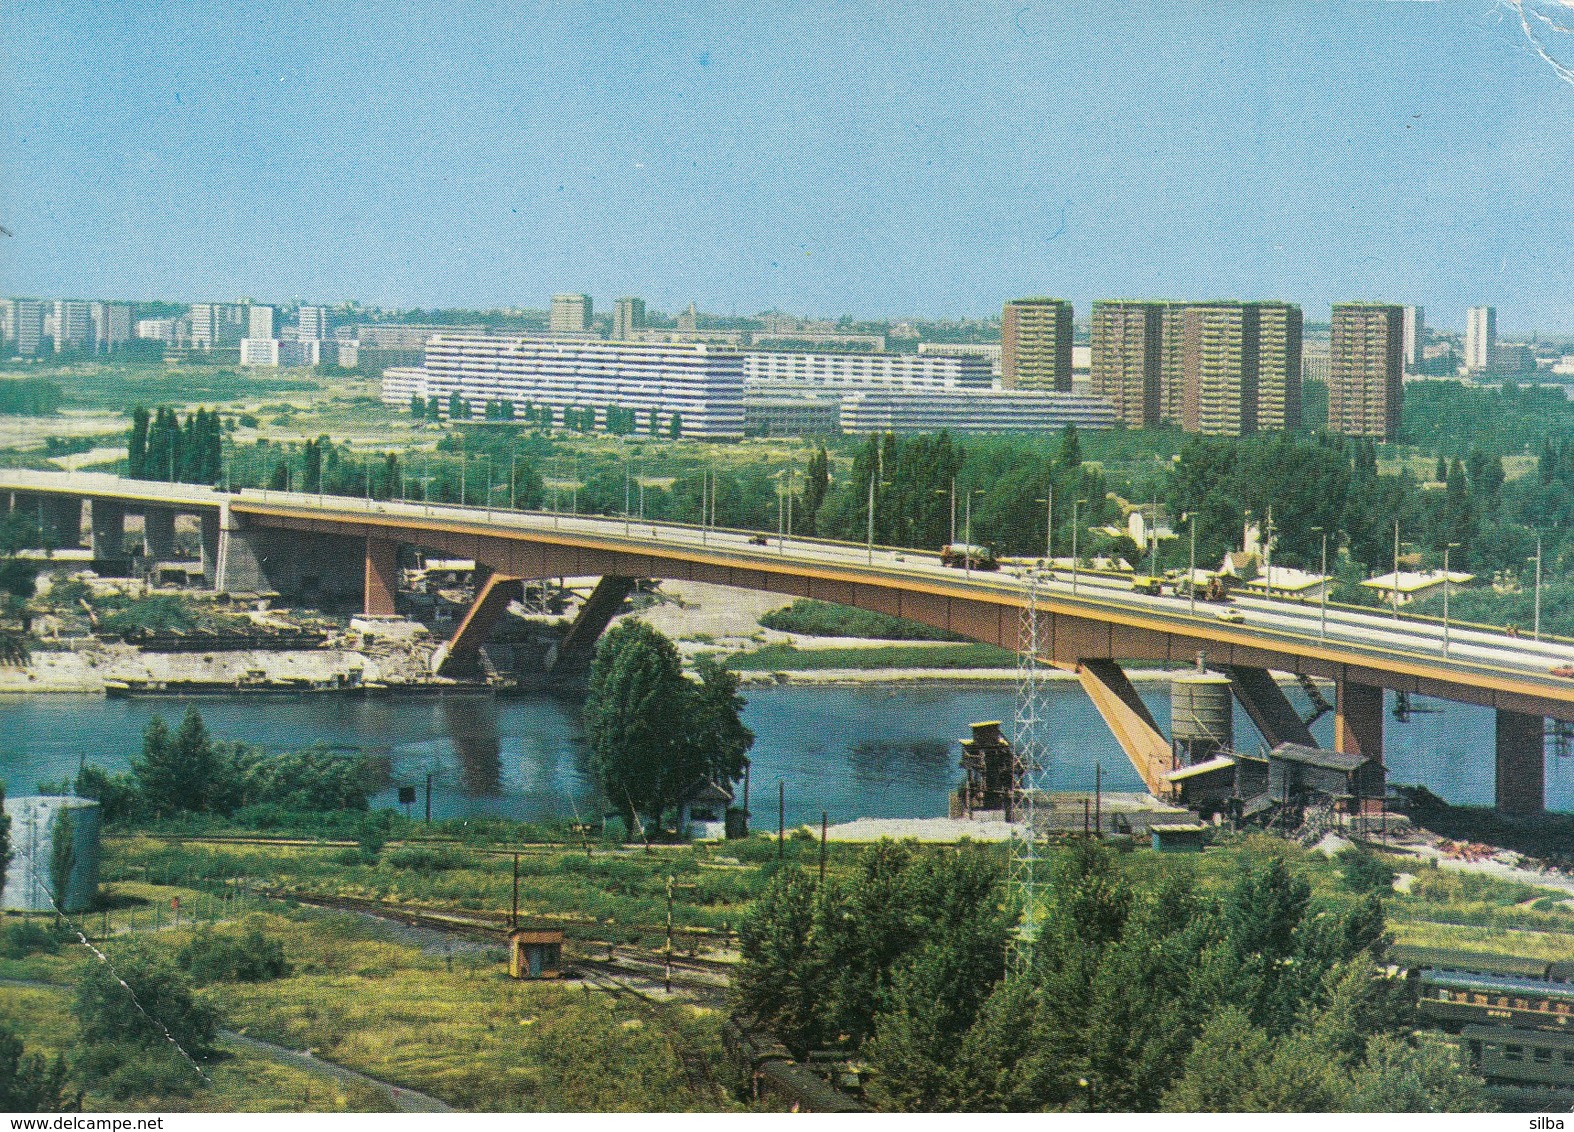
[
  {"left": 177, "top": 928, "right": 291, "bottom": 985},
  {"left": 384, "top": 846, "right": 474, "bottom": 873},
  {"left": 73, "top": 1042, "right": 204, "bottom": 1100},
  {"left": 759, "top": 599, "right": 965, "bottom": 641},
  {"left": 0, "top": 919, "right": 74, "bottom": 959},
  {"left": 73, "top": 946, "right": 219, "bottom": 1060},
  {"left": 1337, "top": 848, "right": 1397, "bottom": 895}
]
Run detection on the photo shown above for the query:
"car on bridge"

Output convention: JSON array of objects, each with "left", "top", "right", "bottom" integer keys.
[
  {"left": 1551, "top": 665, "right": 1574, "bottom": 679},
  {"left": 1216, "top": 608, "right": 1245, "bottom": 624}
]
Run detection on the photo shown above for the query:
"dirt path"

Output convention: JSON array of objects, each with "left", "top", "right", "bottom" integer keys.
[{"left": 0, "top": 977, "right": 454, "bottom": 1113}]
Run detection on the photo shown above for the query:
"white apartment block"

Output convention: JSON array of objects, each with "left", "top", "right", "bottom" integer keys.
[
  {"left": 1465, "top": 306, "right": 1495, "bottom": 374},
  {"left": 190, "top": 303, "right": 245, "bottom": 348},
  {"left": 240, "top": 338, "right": 281, "bottom": 367},
  {"left": 8, "top": 300, "right": 46, "bottom": 356},
  {"left": 381, "top": 336, "right": 745, "bottom": 438},
  {"left": 135, "top": 318, "right": 179, "bottom": 344},
  {"left": 92, "top": 302, "right": 133, "bottom": 350},
  {"left": 742, "top": 350, "right": 992, "bottom": 392},
  {"left": 53, "top": 300, "right": 95, "bottom": 351},
  {"left": 550, "top": 294, "right": 593, "bottom": 334},
  {"left": 249, "top": 305, "right": 276, "bottom": 339},
  {"left": 1401, "top": 305, "right": 1424, "bottom": 375},
  {"left": 297, "top": 305, "right": 330, "bottom": 340},
  {"left": 838, "top": 389, "right": 1116, "bottom": 435}
]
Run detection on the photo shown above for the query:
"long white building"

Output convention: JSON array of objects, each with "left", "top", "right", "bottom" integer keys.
[
  {"left": 838, "top": 389, "right": 1116, "bottom": 435},
  {"left": 742, "top": 349, "right": 991, "bottom": 392},
  {"left": 382, "top": 336, "right": 746, "bottom": 438}
]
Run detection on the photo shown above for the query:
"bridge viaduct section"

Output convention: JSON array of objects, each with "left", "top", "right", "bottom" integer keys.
[
  {"left": 228, "top": 500, "right": 1554, "bottom": 815},
  {"left": 0, "top": 477, "right": 1557, "bottom": 817}
]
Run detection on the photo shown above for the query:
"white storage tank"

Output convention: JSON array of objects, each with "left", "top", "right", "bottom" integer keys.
[
  {"left": 1170, "top": 671, "right": 1234, "bottom": 764},
  {"left": 3, "top": 796, "right": 102, "bottom": 914}
]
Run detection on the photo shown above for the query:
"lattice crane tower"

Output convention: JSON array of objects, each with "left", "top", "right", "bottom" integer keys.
[{"left": 1008, "top": 565, "right": 1048, "bottom": 975}]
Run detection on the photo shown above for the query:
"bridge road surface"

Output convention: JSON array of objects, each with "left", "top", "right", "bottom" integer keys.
[{"left": 9, "top": 469, "right": 1574, "bottom": 712}]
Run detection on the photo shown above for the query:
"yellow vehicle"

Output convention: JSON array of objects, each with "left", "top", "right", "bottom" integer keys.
[{"left": 1131, "top": 575, "right": 1164, "bottom": 596}]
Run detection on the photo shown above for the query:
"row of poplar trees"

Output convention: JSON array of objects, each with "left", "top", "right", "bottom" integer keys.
[{"left": 127, "top": 407, "right": 223, "bottom": 485}]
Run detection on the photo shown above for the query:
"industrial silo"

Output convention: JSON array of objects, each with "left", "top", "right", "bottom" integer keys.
[
  {"left": 3, "top": 796, "right": 102, "bottom": 914},
  {"left": 1170, "top": 670, "right": 1234, "bottom": 766}
]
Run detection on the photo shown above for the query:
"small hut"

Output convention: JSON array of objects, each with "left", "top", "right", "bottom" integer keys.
[
  {"left": 678, "top": 779, "right": 733, "bottom": 840},
  {"left": 508, "top": 928, "right": 564, "bottom": 979}
]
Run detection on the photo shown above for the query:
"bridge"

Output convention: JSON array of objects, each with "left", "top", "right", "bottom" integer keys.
[{"left": 5, "top": 469, "right": 1571, "bottom": 816}]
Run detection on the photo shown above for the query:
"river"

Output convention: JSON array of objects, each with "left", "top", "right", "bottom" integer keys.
[{"left": 0, "top": 683, "right": 1568, "bottom": 823}]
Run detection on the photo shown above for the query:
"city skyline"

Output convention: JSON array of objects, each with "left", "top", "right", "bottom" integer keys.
[{"left": 2, "top": 3, "right": 1573, "bottom": 330}]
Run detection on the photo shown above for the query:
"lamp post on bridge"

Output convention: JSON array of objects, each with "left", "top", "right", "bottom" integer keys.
[
  {"left": 963, "top": 488, "right": 984, "bottom": 577},
  {"left": 1531, "top": 534, "right": 1543, "bottom": 642},
  {"left": 1071, "top": 498, "right": 1088, "bottom": 594},
  {"left": 1311, "top": 525, "right": 1330, "bottom": 642},
  {"left": 1443, "top": 542, "right": 1460, "bottom": 657}
]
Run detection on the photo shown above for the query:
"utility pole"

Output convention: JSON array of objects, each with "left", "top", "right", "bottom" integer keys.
[
  {"left": 1094, "top": 763, "right": 1102, "bottom": 838},
  {"left": 777, "top": 780, "right": 785, "bottom": 860},
  {"left": 665, "top": 875, "right": 674, "bottom": 994},
  {"left": 511, "top": 853, "right": 520, "bottom": 929},
  {"left": 866, "top": 472, "right": 876, "bottom": 565},
  {"left": 1392, "top": 519, "right": 1401, "bottom": 621},
  {"left": 819, "top": 811, "right": 828, "bottom": 884},
  {"left": 1534, "top": 534, "right": 1543, "bottom": 642},
  {"left": 425, "top": 772, "right": 432, "bottom": 823}
]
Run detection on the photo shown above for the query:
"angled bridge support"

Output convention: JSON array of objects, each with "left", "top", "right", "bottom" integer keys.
[{"left": 1076, "top": 659, "right": 1173, "bottom": 798}]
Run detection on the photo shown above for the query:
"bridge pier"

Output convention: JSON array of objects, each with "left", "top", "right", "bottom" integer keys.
[
  {"left": 1075, "top": 658, "right": 1173, "bottom": 797},
  {"left": 141, "top": 506, "right": 176, "bottom": 562},
  {"left": 1495, "top": 709, "right": 1545, "bottom": 815},
  {"left": 432, "top": 569, "right": 523, "bottom": 677},
  {"left": 549, "top": 576, "right": 638, "bottom": 681},
  {"left": 18, "top": 494, "right": 83, "bottom": 551},
  {"left": 213, "top": 518, "right": 364, "bottom": 606},
  {"left": 1224, "top": 665, "right": 1316, "bottom": 748},
  {"left": 199, "top": 512, "right": 221, "bottom": 589},
  {"left": 89, "top": 500, "right": 128, "bottom": 564},
  {"left": 364, "top": 538, "right": 399, "bottom": 617},
  {"left": 1334, "top": 678, "right": 1383, "bottom": 763}
]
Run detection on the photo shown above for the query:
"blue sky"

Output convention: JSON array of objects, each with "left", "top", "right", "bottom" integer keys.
[{"left": 3, "top": 1, "right": 1572, "bottom": 332}]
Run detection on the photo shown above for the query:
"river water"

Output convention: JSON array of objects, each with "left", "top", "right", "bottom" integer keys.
[{"left": 0, "top": 683, "right": 1568, "bottom": 822}]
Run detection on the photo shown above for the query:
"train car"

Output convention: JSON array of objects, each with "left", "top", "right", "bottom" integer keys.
[
  {"left": 1418, "top": 970, "right": 1574, "bottom": 1033},
  {"left": 1463, "top": 1025, "right": 1574, "bottom": 1088}
]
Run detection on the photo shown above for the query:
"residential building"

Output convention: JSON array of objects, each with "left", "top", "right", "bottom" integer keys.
[
  {"left": 1328, "top": 302, "right": 1404, "bottom": 440},
  {"left": 1090, "top": 301, "right": 1164, "bottom": 427},
  {"left": 1159, "top": 303, "right": 1189, "bottom": 424},
  {"left": 248, "top": 305, "right": 276, "bottom": 340},
  {"left": 135, "top": 318, "right": 179, "bottom": 345},
  {"left": 550, "top": 293, "right": 592, "bottom": 334},
  {"left": 278, "top": 339, "right": 320, "bottom": 368},
  {"left": 1465, "top": 306, "right": 1495, "bottom": 374},
  {"left": 1490, "top": 342, "right": 1537, "bottom": 376},
  {"left": 916, "top": 342, "right": 1003, "bottom": 379},
  {"left": 1181, "top": 302, "right": 1259, "bottom": 436},
  {"left": 743, "top": 350, "right": 991, "bottom": 393},
  {"left": 743, "top": 394, "right": 843, "bottom": 437},
  {"left": 1001, "top": 297, "right": 1073, "bottom": 391},
  {"left": 1401, "top": 305, "right": 1425, "bottom": 375},
  {"left": 349, "top": 324, "right": 488, "bottom": 349},
  {"left": 53, "top": 300, "right": 95, "bottom": 352},
  {"left": 0, "top": 300, "right": 10, "bottom": 350},
  {"left": 1253, "top": 301, "right": 1303, "bottom": 432},
  {"left": 296, "top": 305, "right": 330, "bottom": 341},
  {"left": 91, "top": 302, "right": 133, "bottom": 351},
  {"left": 1302, "top": 334, "right": 1331, "bottom": 386},
  {"left": 8, "top": 300, "right": 46, "bottom": 356},
  {"left": 613, "top": 297, "right": 646, "bottom": 340},
  {"left": 837, "top": 389, "right": 1116, "bottom": 436},
  {"left": 1359, "top": 569, "right": 1473, "bottom": 607},
  {"left": 239, "top": 339, "right": 281, "bottom": 367},
  {"left": 381, "top": 337, "right": 745, "bottom": 438},
  {"left": 752, "top": 331, "right": 887, "bottom": 351},
  {"left": 189, "top": 303, "right": 245, "bottom": 349}
]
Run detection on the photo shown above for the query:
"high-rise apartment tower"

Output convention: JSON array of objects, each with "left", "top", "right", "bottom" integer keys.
[
  {"left": 1001, "top": 297, "right": 1073, "bottom": 392},
  {"left": 1329, "top": 303, "right": 1404, "bottom": 440}
]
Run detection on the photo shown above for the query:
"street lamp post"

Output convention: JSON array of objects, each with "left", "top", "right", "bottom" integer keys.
[
  {"left": 1443, "top": 543, "right": 1460, "bottom": 656},
  {"left": 1034, "top": 488, "right": 1053, "bottom": 566},
  {"left": 1071, "top": 499, "right": 1088, "bottom": 594},
  {"left": 1310, "top": 526, "right": 1329, "bottom": 642},
  {"left": 1533, "top": 534, "right": 1543, "bottom": 642},
  {"left": 1391, "top": 519, "right": 1401, "bottom": 621},
  {"left": 1186, "top": 513, "right": 1197, "bottom": 617},
  {"left": 963, "top": 489, "right": 984, "bottom": 577},
  {"left": 867, "top": 472, "right": 876, "bottom": 565}
]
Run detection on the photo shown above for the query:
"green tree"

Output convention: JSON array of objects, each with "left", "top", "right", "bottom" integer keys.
[
  {"left": 668, "top": 412, "right": 682, "bottom": 439},
  {"left": 131, "top": 709, "right": 225, "bottom": 817},
  {"left": 127, "top": 407, "right": 150, "bottom": 479},
  {"left": 73, "top": 944, "right": 219, "bottom": 1060},
  {"left": 583, "top": 621, "right": 691, "bottom": 832},
  {"left": 0, "top": 1026, "right": 76, "bottom": 1112}
]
